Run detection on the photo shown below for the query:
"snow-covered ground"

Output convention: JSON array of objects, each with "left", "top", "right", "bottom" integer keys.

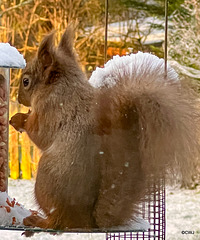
[
  {"left": 0, "top": 179, "right": 200, "bottom": 240},
  {"left": 166, "top": 186, "right": 200, "bottom": 240}
]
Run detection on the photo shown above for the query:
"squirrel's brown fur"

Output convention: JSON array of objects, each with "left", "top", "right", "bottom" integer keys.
[{"left": 10, "top": 27, "right": 200, "bottom": 230}]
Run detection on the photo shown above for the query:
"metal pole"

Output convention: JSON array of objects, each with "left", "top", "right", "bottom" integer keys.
[
  {"left": 164, "top": 2, "right": 168, "bottom": 238},
  {"left": 164, "top": 0, "right": 168, "bottom": 79},
  {"left": 104, "top": 0, "right": 108, "bottom": 64}
]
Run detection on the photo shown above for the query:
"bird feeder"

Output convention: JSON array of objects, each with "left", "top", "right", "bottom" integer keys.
[
  {"left": 106, "top": 179, "right": 166, "bottom": 240},
  {"left": 0, "top": 43, "right": 26, "bottom": 192}
]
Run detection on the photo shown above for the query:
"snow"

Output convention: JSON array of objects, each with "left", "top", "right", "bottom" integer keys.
[
  {"left": 169, "top": 60, "right": 200, "bottom": 79},
  {"left": 166, "top": 186, "right": 200, "bottom": 239},
  {"left": 0, "top": 43, "right": 26, "bottom": 68},
  {"left": 89, "top": 52, "right": 179, "bottom": 88},
  {"left": 101, "top": 17, "right": 167, "bottom": 44},
  {"left": 0, "top": 191, "right": 31, "bottom": 226},
  {"left": 0, "top": 179, "right": 199, "bottom": 239}
]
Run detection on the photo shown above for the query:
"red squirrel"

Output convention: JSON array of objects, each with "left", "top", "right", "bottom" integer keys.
[{"left": 10, "top": 27, "right": 200, "bottom": 230}]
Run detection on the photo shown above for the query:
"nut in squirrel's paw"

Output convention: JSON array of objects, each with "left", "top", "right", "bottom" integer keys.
[{"left": 9, "top": 113, "right": 29, "bottom": 132}]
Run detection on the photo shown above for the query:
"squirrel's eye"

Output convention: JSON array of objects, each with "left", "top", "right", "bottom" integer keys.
[{"left": 23, "top": 78, "right": 30, "bottom": 87}]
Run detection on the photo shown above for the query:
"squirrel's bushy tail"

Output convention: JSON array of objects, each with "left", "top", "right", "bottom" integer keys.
[{"left": 90, "top": 52, "right": 200, "bottom": 184}]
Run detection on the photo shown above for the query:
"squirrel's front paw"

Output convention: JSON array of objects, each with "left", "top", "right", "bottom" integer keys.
[{"left": 9, "top": 113, "right": 29, "bottom": 133}]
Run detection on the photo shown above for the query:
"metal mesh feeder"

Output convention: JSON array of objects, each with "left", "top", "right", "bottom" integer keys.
[{"left": 106, "top": 178, "right": 166, "bottom": 240}]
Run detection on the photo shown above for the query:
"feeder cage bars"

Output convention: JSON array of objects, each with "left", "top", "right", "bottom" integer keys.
[{"left": 106, "top": 178, "right": 166, "bottom": 240}]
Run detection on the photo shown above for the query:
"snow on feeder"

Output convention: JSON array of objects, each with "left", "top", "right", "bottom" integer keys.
[{"left": 0, "top": 43, "right": 26, "bottom": 191}]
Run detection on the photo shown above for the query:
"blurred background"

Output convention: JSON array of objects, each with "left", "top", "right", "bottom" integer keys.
[{"left": 0, "top": 0, "right": 199, "bottom": 184}]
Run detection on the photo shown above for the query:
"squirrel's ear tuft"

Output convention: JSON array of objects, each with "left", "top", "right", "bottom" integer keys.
[
  {"left": 38, "top": 31, "right": 55, "bottom": 69},
  {"left": 58, "top": 24, "right": 75, "bottom": 56}
]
